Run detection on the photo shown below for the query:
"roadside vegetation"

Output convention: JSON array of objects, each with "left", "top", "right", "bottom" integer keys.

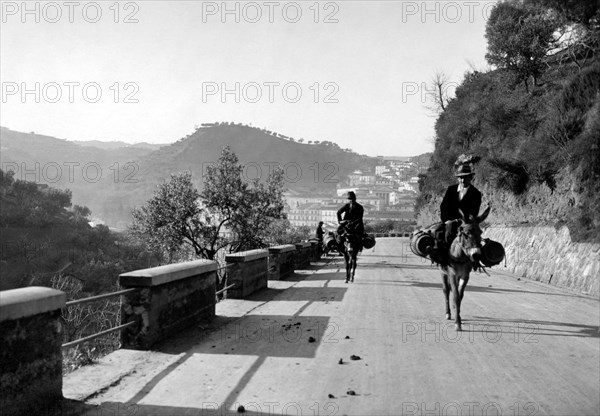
[
  {"left": 1, "top": 146, "right": 294, "bottom": 372},
  {"left": 416, "top": 0, "right": 599, "bottom": 242}
]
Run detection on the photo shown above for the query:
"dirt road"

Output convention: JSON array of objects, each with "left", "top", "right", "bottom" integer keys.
[{"left": 64, "top": 238, "right": 600, "bottom": 416}]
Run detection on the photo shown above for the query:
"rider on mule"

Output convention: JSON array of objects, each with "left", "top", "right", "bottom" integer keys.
[
  {"left": 316, "top": 221, "right": 325, "bottom": 256},
  {"left": 336, "top": 191, "right": 365, "bottom": 250},
  {"left": 429, "top": 163, "right": 483, "bottom": 264}
]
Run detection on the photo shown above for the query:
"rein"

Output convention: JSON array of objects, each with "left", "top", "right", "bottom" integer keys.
[
  {"left": 448, "top": 232, "right": 471, "bottom": 264},
  {"left": 450, "top": 229, "right": 489, "bottom": 274}
]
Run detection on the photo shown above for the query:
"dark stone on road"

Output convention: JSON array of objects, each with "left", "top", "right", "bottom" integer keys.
[
  {"left": 350, "top": 355, "right": 361, "bottom": 360},
  {"left": 308, "top": 336, "right": 316, "bottom": 343}
]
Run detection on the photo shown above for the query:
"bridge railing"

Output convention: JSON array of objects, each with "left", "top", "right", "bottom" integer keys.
[
  {"left": 0, "top": 239, "right": 321, "bottom": 413},
  {"left": 61, "top": 289, "right": 136, "bottom": 350}
]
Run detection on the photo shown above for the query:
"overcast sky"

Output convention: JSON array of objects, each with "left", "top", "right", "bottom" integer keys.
[{"left": 1, "top": 1, "right": 495, "bottom": 157}]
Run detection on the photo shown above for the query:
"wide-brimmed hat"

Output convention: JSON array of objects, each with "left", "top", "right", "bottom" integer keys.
[
  {"left": 347, "top": 191, "right": 357, "bottom": 200},
  {"left": 455, "top": 164, "right": 475, "bottom": 177}
]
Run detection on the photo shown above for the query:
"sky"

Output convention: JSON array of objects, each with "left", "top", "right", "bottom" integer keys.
[{"left": 1, "top": 0, "right": 496, "bottom": 157}]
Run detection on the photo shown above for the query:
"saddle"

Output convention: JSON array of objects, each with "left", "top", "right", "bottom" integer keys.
[{"left": 336, "top": 222, "right": 363, "bottom": 251}]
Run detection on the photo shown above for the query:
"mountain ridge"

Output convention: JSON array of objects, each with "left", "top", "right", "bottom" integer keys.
[{"left": 1, "top": 124, "right": 428, "bottom": 227}]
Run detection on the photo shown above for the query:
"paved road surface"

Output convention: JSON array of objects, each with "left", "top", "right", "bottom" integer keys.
[{"left": 63, "top": 238, "right": 600, "bottom": 416}]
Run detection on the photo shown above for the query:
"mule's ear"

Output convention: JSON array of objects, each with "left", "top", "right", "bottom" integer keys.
[
  {"left": 458, "top": 208, "right": 465, "bottom": 220},
  {"left": 476, "top": 205, "right": 491, "bottom": 223}
]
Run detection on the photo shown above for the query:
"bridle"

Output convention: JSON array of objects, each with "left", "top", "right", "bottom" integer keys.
[
  {"left": 340, "top": 226, "right": 360, "bottom": 255},
  {"left": 449, "top": 224, "right": 480, "bottom": 265}
]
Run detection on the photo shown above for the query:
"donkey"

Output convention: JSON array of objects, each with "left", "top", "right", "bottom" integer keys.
[
  {"left": 441, "top": 206, "right": 490, "bottom": 331},
  {"left": 338, "top": 221, "right": 362, "bottom": 283}
]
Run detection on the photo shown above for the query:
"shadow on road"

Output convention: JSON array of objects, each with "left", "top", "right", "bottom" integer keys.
[
  {"left": 390, "top": 280, "right": 595, "bottom": 299},
  {"left": 360, "top": 262, "right": 435, "bottom": 270},
  {"left": 249, "top": 286, "right": 347, "bottom": 303},
  {"left": 51, "top": 399, "right": 293, "bottom": 416},
  {"left": 116, "top": 313, "right": 338, "bottom": 409},
  {"left": 284, "top": 271, "right": 347, "bottom": 282},
  {"left": 107, "top": 261, "right": 348, "bottom": 411},
  {"left": 467, "top": 316, "right": 600, "bottom": 339}
]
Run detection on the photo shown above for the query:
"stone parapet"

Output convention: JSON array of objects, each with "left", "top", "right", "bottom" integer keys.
[
  {"left": 484, "top": 225, "right": 599, "bottom": 297},
  {"left": 119, "top": 259, "right": 218, "bottom": 349},
  {"left": 308, "top": 239, "right": 321, "bottom": 262},
  {"left": 294, "top": 242, "right": 312, "bottom": 269},
  {"left": 225, "top": 249, "right": 269, "bottom": 299},
  {"left": 268, "top": 245, "right": 296, "bottom": 280},
  {"left": 0, "top": 287, "right": 66, "bottom": 414}
]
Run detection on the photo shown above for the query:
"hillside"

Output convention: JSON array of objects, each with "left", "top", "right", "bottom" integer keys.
[
  {"left": 91, "top": 124, "right": 379, "bottom": 227},
  {"left": 139, "top": 124, "right": 374, "bottom": 189},
  {"left": 72, "top": 140, "right": 168, "bottom": 151},
  {"left": 416, "top": 1, "right": 599, "bottom": 242},
  {"left": 1, "top": 124, "right": 381, "bottom": 227},
  {"left": 0, "top": 127, "right": 155, "bottom": 166},
  {"left": 0, "top": 127, "right": 161, "bottom": 227}
]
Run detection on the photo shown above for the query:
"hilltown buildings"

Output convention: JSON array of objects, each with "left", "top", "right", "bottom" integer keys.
[{"left": 285, "top": 157, "right": 426, "bottom": 229}]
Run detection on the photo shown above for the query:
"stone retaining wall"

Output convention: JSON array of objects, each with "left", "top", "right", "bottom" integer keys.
[{"left": 484, "top": 225, "right": 599, "bottom": 297}]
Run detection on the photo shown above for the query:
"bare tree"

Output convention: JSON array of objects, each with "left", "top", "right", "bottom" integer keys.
[{"left": 425, "top": 71, "right": 454, "bottom": 116}]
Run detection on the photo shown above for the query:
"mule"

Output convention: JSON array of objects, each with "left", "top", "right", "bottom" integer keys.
[
  {"left": 337, "top": 221, "right": 362, "bottom": 283},
  {"left": 441, "top": 206, "right": 490, "bottom": 331}
]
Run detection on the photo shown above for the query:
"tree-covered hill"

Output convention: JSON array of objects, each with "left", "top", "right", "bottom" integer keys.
[
  {"left": 0, "top": 127, "right": 156, "bottom": 168},
  {"left": 0, "top": 170, "right": 157, "bottom": 291},
  {"left": 416, "top": 0, "right": 599, "bottom": 242},
  {"left": 91, "top": 123, "right": 380, "bottom": 226},
  {"left": 2, "top": 123, "right": 381, "bottom": 227},
  {"left": 135, "top": 123, "right": 376, "bottom": 190}
]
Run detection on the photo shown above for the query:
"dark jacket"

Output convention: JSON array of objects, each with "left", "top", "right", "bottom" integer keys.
[
  {"left": 440, "top": 184, "right": 482, "bottom": 222},
  {"left": 316, "top": 225, "right": 324, "bottom": 240},
  {"left": 337, "top": 202, "right": 364, "bottom": 234}
]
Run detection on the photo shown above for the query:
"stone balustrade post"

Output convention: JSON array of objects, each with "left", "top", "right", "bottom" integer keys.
[
  {"left": 0, "top": 287, "right": 66, "bottom": 414},
  {"left": 268, "top": 245, "right": 296, "bottom": 280},
  {"left": 308, "top": 239, "right": 320, "bottom": 262},
  {"left": 294, "top": 242, "right": 312, "bottom": 269},
  {"left": 225, "top": 249, "right": 269, "bottom": 299},
  {"left": 119, "top": 259, "right": 218, "bottom": 349}
]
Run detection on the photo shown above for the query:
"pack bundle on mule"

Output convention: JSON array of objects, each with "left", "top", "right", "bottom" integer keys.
[
  {"left": 410, "top": 224, "right": 442, "bottom": 261},
  {"left": 410, "top": 216, "right": 505, "bottom": 269},
  {"left": 362, "top": 234, "right": 376, "bottom": 249},
  {"left": 324, "top": 232, "right": 337, "bottom": 251}
]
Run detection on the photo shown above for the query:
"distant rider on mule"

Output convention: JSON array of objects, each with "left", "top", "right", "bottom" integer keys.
[{"left": 337, "top": 191, "right": 365, "bottom": 247}]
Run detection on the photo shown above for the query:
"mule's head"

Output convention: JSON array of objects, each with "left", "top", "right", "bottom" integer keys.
[
  {"left": 456, "top": 205, "right": 490, "bottom": 263},
  {"left": 343, "top": 233, "right": 361, "bottom": 257}
]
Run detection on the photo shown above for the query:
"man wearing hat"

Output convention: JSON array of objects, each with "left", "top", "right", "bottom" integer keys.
[
  {"left": 337, "top": 191, "right": 365, "bottom": 240},
  {"left": 316, "top": 221, "right": 325, "bottom": 255},
  {"left": 440, "top": 163, "right": 482, "bottom": 245}
]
